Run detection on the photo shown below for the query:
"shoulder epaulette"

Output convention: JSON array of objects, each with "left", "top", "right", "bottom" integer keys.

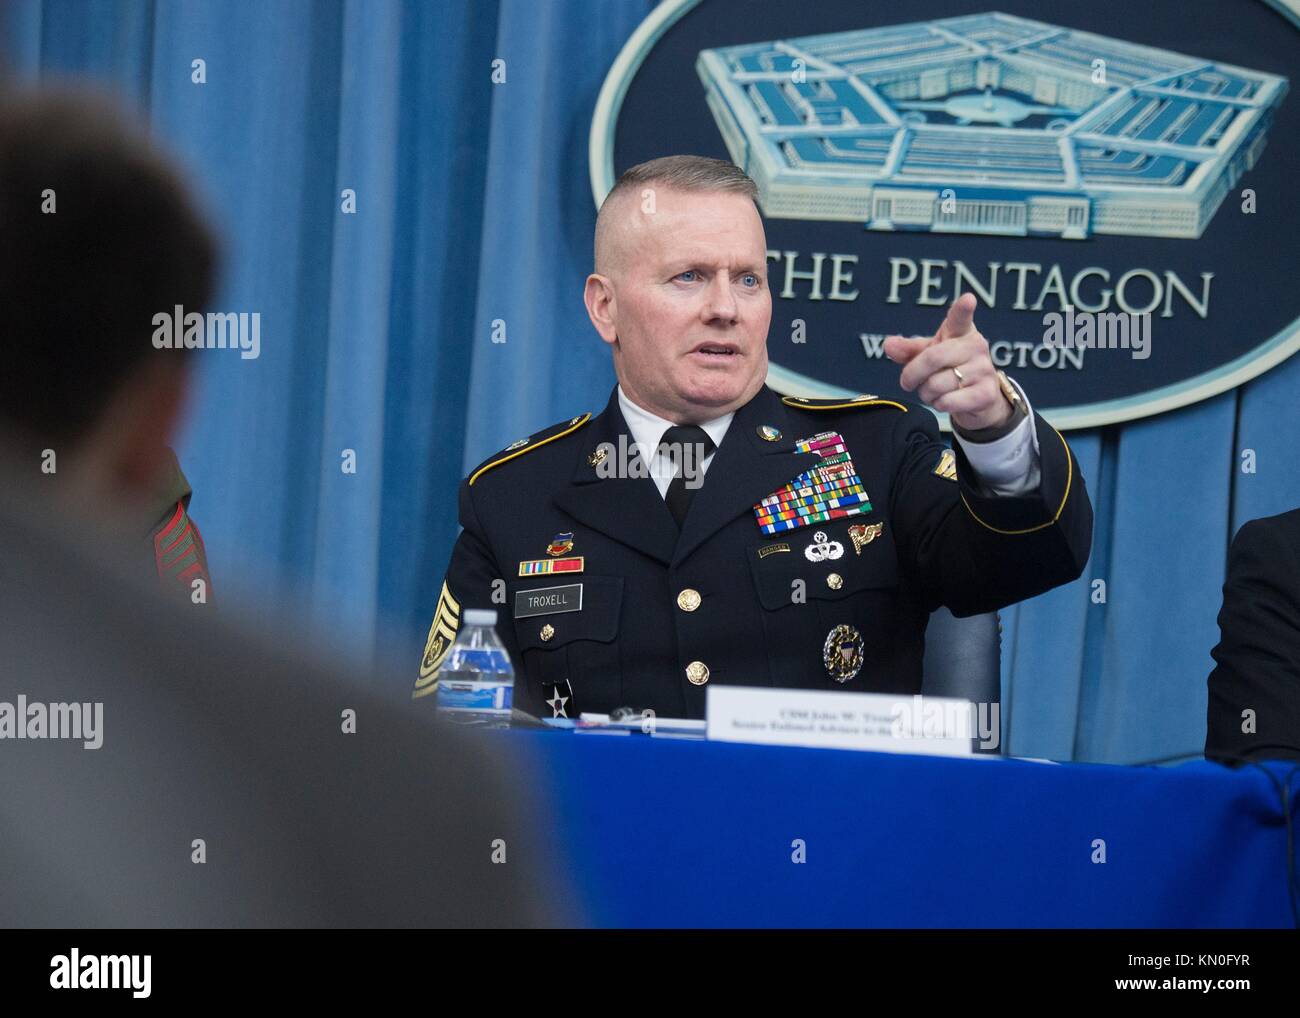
[
  {"left": 781, "top": 394, "right": 908, "bottom": 412},
  {"left": 468, "top": 413, "right": 592, "bottom": 486}
]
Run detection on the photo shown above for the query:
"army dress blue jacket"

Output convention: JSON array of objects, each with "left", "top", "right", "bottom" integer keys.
[{"left": 416, "top": 384, "right": 1092, "bottom": 720}]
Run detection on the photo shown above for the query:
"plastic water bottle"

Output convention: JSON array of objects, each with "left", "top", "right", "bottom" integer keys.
[{"left": 435, "top": 608, "right": 514, "bottom": 728}]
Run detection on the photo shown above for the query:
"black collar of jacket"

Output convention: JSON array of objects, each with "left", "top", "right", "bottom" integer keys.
[{"left": 553, "top": 385, "right": 821, "bottom": 567}]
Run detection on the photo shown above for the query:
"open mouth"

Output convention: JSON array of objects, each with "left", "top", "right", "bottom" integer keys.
[{"left": 690, "top": 343, "right": 739, "bottom": 359}]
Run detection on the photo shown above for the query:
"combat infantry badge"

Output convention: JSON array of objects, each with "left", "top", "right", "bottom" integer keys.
[{"left": 823, "top": 624, "right": 864, "bottom": 683}]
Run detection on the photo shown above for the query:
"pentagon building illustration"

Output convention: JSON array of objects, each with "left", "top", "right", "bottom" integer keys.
[{"left": 696, "top": 11, "right": 1288, "bottom": 239}]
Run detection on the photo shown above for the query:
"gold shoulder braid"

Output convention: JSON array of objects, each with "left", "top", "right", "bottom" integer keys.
[
  {"left": 468, "top": 413, "right": 592, "bottom": 486},
  {"left": 781, "top": 394, "right": 908, "bottom": 412}
]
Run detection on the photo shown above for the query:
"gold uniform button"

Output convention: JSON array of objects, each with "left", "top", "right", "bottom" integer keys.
[
  {"left": 685, "top": 661, "right": 710, "bottom": 686},
  {"left": 539, "top": 623, "right": 555, "bottom": 642},
  {"left": 676, "top": 588, "right": 702, "bottom": 612},
  {"left": 826, "top": 573, "right": 843, "bottom": 590}
]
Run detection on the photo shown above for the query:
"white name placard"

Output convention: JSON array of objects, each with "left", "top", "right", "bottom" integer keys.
[{"left": 706, "top": 686, "right": 984, "bottom": 756}]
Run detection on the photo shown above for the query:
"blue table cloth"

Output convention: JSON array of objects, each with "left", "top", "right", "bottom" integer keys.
[{"left": 503, "top": 730, "right": 1300, "bottom": 927}]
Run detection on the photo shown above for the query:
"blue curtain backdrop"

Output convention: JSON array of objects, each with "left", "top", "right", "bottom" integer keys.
[{"left": 4, "top": 0, "right": 1299, "bottom": 764}]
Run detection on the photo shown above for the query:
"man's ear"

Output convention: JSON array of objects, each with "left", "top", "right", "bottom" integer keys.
[
  {"left": 583, "top": 273, "right": 618, "bottom": 346},
  {"left": 86, "top": 356, "right": 192, "bottom": 497}
]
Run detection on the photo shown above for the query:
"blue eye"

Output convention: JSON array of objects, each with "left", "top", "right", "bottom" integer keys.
[
  {"left": 741, "top": 273, "right": 759, "bottom": 287},
  {"left": 677, "top": 270, "right": 697, "bottom": 282}
]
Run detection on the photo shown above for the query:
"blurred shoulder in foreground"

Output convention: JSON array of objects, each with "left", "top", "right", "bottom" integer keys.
[
  {"left": 0, "top": 478, "right": 564, "bottom": 926},
  {"left": 0, "top": 87, "right": 567, "bottom": 926}
]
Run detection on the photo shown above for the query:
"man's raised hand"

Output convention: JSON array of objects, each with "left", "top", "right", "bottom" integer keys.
[{"left": 882, "top": 293, "right": 1012, "bottom": 433}]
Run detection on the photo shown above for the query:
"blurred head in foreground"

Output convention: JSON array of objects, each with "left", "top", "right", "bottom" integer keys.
[
  {"left": 0, "top": 88, "right": 215, "bottom": 513},
  {"left": 0, "top": 87, "right": 561, "bottom": 927}
]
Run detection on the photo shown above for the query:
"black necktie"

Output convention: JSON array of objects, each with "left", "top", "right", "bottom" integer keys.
[{"left": 661, "top": 424, "right": 716, "bottom": 529}]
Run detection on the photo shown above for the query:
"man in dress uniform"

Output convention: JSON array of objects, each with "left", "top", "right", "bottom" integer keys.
[{"left": 416, "top": 155, "right": 1093, "bottom": 720}]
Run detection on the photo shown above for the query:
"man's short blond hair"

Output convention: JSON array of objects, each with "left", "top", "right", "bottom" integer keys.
[{"left": 594, "top": 155, "right": 760, "bottom": 273}]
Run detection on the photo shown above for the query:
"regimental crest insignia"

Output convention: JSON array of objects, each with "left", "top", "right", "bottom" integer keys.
[
  {"left": 823, "top": 624, "right": 865, "bottom": 684},
  {"left": 546, "top": 532, "right": 575, "bottom": 557},
  {"left": 414, "top": 582, "right": 460, "bottom": 699},
  {"left": 933, "top": 448, "right": 958, "bottom": 482}
]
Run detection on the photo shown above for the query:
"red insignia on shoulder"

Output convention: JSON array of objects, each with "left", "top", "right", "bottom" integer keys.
[{"left": 152, "top": 500, "right": 213, "bottom": 603}]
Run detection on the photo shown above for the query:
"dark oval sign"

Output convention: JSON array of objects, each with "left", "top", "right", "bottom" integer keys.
[{"left": 592, "top": 0, "right": 1300, "bottom": 428}]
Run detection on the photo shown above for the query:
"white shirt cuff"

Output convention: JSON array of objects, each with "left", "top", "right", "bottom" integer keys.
[{"left": 951, "top": 376, "right": 1041, "bottom": 497}]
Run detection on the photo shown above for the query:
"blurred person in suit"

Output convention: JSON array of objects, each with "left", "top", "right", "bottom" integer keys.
[
  {"left": 1206, "top": 510, "right": 1300, "bottom": 764},
  {"left": 0, "top": 88, "right": 560, "bottom": 926}
]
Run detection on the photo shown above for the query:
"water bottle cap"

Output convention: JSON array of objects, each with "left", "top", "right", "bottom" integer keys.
[{"left": 463, "top": 608, "right": 498, "bottom": 627}]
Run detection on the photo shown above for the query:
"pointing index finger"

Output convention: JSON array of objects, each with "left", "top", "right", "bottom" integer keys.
[{"left": 939, "top": 292, "right": 977, "bottom": 341}]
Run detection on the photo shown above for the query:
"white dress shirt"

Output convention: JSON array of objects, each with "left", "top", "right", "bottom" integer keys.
[
  {"left": 618, "top": 387, "right": 734, "bottom": 498},
  {"left": 950, "top": 375, "right": 1041, "bottom": 497},
  {"left": 616, "top": 379, "right": 1041, "bottom": 499}
]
